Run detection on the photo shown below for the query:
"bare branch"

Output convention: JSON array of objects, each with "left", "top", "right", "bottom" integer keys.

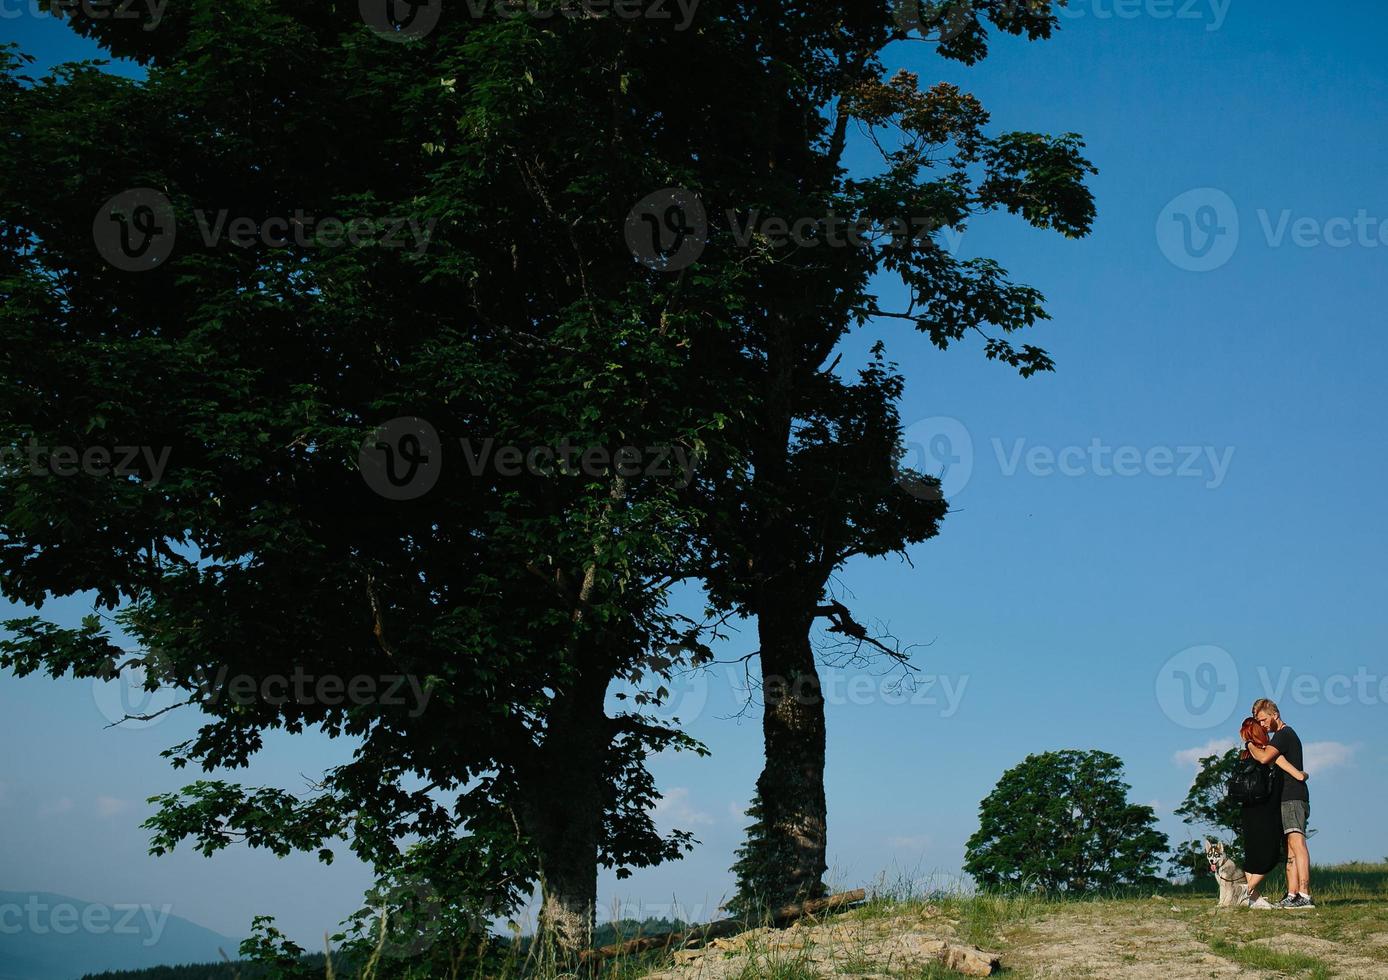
[{"left": 103, "top": 698, "right": 194, "bottom": 728}]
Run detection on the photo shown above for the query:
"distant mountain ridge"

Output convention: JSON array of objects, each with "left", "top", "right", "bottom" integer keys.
[
  {"left": 56, "top": 917, "right": 695, "bottom": 980},
  {"left": 0, "top": 891, "right": 242, "bottom": 980}
]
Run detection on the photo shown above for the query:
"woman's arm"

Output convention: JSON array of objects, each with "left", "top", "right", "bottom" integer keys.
[{"left": 1246, "top": 742, "right": 1279, "bottom": 764}]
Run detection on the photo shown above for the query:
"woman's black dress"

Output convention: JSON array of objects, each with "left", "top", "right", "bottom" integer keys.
[{"left": 1240, "top": 746, "right": 1283, "bottom": 875}]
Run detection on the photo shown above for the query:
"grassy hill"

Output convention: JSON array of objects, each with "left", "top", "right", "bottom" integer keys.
[{"left": 65, "top": 863, "right": 1388, "bottom": 979}]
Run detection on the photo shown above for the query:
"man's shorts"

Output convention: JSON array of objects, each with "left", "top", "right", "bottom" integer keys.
[{"left": 1282, "top": 799, "right": 1310, "bottom": 836}]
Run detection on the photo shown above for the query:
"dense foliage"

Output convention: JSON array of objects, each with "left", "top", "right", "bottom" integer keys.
[
  {"left": 1, "top": 0, "right": 1097, "bottom": 963},
  {"left": 964, "top": 750, "right": 1170, "bottom": 893},
  {"left": 0, "top": 3, "right": 736, "bottom": 955}
]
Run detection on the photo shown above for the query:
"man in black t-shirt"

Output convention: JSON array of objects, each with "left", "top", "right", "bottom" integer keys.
[{"left": 1254, "top": 698, "right": 1314, "bottom": 909}]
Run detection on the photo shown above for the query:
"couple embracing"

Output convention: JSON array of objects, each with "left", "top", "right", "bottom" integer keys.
[{"left": 1236, "top": 698, "right": 1314, "bottom": 909}]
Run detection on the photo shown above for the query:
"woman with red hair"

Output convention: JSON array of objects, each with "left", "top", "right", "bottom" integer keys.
[{"left": 1238, "top": 716, "right": 1307, "bottom": 908}]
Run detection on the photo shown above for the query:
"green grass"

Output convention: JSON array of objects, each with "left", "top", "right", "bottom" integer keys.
[
  {"left": 930, "top": 892, "right": 1039, "bottom": 948},
  {"left": 906, "top": 965, "right": 976, "bottom": 979},
  {"left": 1169, "top": 857, "right": 1388, "bottom": 903},
  {"left": 1207, "top": 937, "right": 1331, "bottom": 979}
]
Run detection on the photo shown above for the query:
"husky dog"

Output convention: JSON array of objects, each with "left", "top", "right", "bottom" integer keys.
[{"left": 1205, "top": 840, "right": 1250, "bottom": 908}]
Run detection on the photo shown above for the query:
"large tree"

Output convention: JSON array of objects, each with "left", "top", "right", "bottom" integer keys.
[
  {"left": 0, "top": 2, "right": 749, "bottom": 956},
  {"left": 654, "top": 0, "right": 1098, "bottom": 907},
  {"left": 964, "top": 750, "right": 1169, "bottom": 893},
  {"left": 0, "top": 0, "right": 1099, "bottom": 954}
]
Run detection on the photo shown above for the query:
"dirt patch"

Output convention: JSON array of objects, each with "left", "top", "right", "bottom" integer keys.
[
  {"left": 1005, "top": 902, "right": 1248, "bottom": 979},
  {"left": 639, "top": 911, "right": 999, "bottom": 979}
]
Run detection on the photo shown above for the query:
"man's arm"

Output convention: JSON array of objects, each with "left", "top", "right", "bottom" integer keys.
[
  {"left": 1250, "top": 743, "right": 1307, "bottom": 780},
  {"left": 1274, "top": 753, "right": 1308, "bottom": 781}
]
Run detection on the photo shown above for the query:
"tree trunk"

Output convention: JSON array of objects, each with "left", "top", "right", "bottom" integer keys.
[
  {"left": 521, "top": 663, "right": 609, "bottom": 954},
  {"left": 752, "top": 593, "right": 829, "bottom": 907},
  {"left": 735, "top": 323, "right": 831, "bottom": 910}
]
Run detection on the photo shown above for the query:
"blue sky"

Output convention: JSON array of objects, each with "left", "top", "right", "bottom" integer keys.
[{"left": 3, "top": 0, "right": 1387, "bottom": 952}]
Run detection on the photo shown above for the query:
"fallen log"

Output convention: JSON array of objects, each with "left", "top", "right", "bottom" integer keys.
[{"left": 579, "top": 888, "right": 867, "bottom": 962}]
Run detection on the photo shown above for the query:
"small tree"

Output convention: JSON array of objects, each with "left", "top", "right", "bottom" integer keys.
[
  {"left": 964, "top": 750, "right": 1169, "bottom": 893},
  {"left": 1171, "top": 747, "right": 1242, "bottom": 878},
  {"left": 724, "top": 790, "right": 779, "bottom": 920}
]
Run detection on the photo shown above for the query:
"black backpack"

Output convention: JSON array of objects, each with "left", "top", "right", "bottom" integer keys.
[{"left": 1227, "top": 753, "right": 1277, "bottom": 805}]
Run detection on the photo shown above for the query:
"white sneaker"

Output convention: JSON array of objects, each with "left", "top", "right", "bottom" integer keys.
[{"left": 1248, "top": 896, "right": 1274, "bottom": 910}]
